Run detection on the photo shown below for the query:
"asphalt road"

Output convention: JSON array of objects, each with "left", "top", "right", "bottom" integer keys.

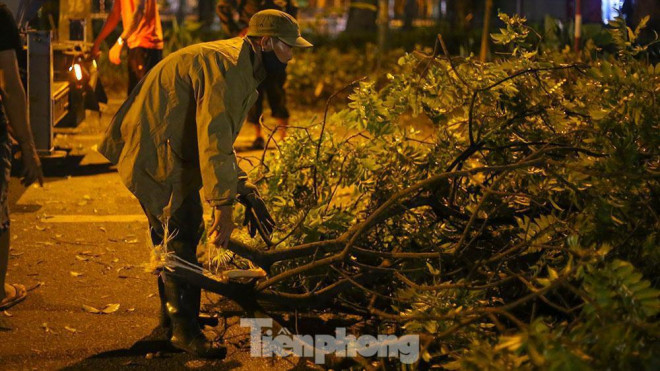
[{"left": 0, "top": 101, "right": 304, "bottom": 371}]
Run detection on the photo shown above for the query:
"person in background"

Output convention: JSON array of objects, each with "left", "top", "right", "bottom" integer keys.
[
  {"left": 91, "top": 0, "right": 164, "bottom": 95},
  {"left": 98, "top": 10, "right": 311, "bottom": 358},
  {"left": 0, "top": 2, "right": 43, "bottom": 311},
  {"left": 217, "top": 0, "right": 299, "bottom": 149}
]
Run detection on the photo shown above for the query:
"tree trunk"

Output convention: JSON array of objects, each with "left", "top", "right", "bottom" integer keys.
[
  {"left": 402, "top": 0, "right": 415, "bottom": 30},
  {"left": 479, "top": 0, "right": 493, "bottom": 63},
  {"left": 574, "top": 0, "right": 581, "bottom": 53},
  {"left": 345, "top": 0, "right": 378, "bottom": 33},
  {"left": 516, "top": 0, "right": 523, "bottom": 15},
  {"left": 176, "top": 0, "right": 186, "bottom": 25},
  {"left": 451, "top": 0, "right": 474, "bottom": 30},
  {"left": 377, "top": 0, "right": 389, "bottom": 69},
  {"left": 198, "top": 0, "right": 215, "bottom": 27}
]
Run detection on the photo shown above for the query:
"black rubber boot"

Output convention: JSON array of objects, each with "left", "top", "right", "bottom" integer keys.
[
  {"left": 158, "top": 275, "right": 170, "bottom": 328},
  {"left": 147, "top": 199, "right": 224, "bottom": 358},
  {"left": 156, "top": 241, "right": 218, "bottom": 336},
  {"left": 162, "top": 274, "right": 227, "bottom": 359},
  {"left": 159, "top": 276, "right": 218, "bottom": 337}
]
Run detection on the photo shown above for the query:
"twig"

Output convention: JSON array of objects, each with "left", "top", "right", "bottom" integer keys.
[
  {"left": 256, "top": 159, "right": 543, "bottom": 290},
  {"left": 467, "top": 64, "right": 587, "bottom": 145},
  {"left": 437, "top": 34, "right": 472, "bottom": 89},
  {"left": 394, "top": 271, "right": 515, "bottom": 291},
  {"left": 52, "top": 237, "right": 97, "bottom": 246},
  {"left": 330, "top": 266, "right": 411, "bottom": 303},
  {"left": 312, "top": 77, "right": 368, "bottom": 198}
]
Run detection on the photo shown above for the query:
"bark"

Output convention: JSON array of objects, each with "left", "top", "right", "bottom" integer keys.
[
  {"left": 479, "top": 0, "right": 493, "bottom": 63},
  {"left": 176, "top": 0, "right": 186, "bottom": 24},
  {"left": 197, "top": 0, "right": 215, "bottom": 26},
  {"left": 402, "top": 0, "right": 415, "bottom": 30},
  {"left": 344, "top": 0, "right": 378, "bottom": 33},
  {"left": 377, "top": 0, "right": 389, "bottom": 69}
]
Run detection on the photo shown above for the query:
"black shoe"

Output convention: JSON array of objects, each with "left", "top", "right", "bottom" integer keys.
[
  {"left": 250, "top": 137, "right": 265, "bottom": 150},
  {"left": 162, "top": 273, "right": 227, "bottom": 359},
  {"left": 171, "top": 332, "right": 227, "bottom": 359},
  {"left": 160, "top": 313, "right": 220, "bottom": 335},
  {"left": 158, "top": 276, "right": 170, "bottom": 328},
  {"left": 160, "top": 277, "right": 218, "bottom": 331}
]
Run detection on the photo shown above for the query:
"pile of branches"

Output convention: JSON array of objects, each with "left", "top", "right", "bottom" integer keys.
[{"left": 174, "top": 14, "right": 659, "bottom": 369}]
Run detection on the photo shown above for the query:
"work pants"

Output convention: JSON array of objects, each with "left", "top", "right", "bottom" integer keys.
[
  {"left": 127, "top": 47, "right": 163, "bottom": 96},
  {"left": 0, "top": 99, "right": 12, "bottom": 295},
  {"left": 141, "top": 190, "right": 205, "bottom": 266},
  {"left": 141, "top": 190, "right": 205, "bottom": 321},
  {"left": 246, "top": 52, "right": 290, "bottom": 124}
]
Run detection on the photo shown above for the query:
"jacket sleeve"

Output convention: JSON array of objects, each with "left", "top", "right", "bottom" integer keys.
[
  {"left": 236, "top": 164, "right": 252, "bottom": 196},
  {"left": 192, "top": 55, "right": 239, "bottom": 207}
]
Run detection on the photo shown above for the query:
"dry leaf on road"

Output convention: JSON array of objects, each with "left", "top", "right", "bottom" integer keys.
[
  {"left": 82, "top": 303, "right": 121, "bottom": 314},
  {"left": 101, "top": 304, "right": 120, "bottom": 314},
  {"left": 64, "top": 326, "right": 78, "bottom": 333},
  {"left": 82, "top": 304, "right": 101, "bottom": 314}
]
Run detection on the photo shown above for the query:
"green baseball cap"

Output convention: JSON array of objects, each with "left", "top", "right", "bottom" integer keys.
[{"left": 247, "top": 9, "right": 313, "bottom": 48}]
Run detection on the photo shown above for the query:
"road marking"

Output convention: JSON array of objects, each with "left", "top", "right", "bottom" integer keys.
[
  {"left": 41, "top": 214, "right": 212, "bottom": 223},
  {"left": 42, "top": 215, "right": 147, "bottom": 223}
]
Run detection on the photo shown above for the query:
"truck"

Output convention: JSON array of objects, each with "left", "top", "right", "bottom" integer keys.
[{"left": 9, "top": 0, "right": 106, "bottom": 158}]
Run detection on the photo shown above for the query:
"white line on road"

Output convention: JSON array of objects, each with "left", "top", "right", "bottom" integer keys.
[
  {"left": 41, "top": 214, "right": 212, "bottom": 223},
  {"left": 42, "top": 215, "right": 147, "bottom": 223}
]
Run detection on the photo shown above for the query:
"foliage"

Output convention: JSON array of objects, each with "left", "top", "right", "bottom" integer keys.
[
  {"left": 96, "top": 43, "right": 128, "bottom": 96},
  {"left": 286, "top": 24, "right": 484, "bottom": 108},
  {"left": 163, "top": 18, "right": 204, "bottom": 56},
  {"left": 207, "top": 14, "right": 659, "bottom": 369},
  {"left": 286, "top": 44, "right": 405, "bottom": 108}
]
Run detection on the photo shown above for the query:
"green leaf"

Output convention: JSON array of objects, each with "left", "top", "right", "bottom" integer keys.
[
  {"left": 589, "top": 108, "right": 609, "bottom": 120},
  {"left": 426, "top": 262, "right": 440, "bottom": 276},
  {"left": 496, "top": 335, "right": 524, "bottom": 351},
  {"left": 634, "top": 16, "right": 650, "bottom": 37},
  {"left": 626, "top": 26, "right": 636, "bottom": 43}
]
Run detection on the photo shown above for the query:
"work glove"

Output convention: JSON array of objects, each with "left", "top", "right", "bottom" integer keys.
[{"left": 237, "top": 182, "right": 276, "bottom": 243}]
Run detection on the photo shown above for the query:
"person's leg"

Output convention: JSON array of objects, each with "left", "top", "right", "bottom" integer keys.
[
  {"left": 0, "top": 103, "right": 24, "bottom": 308},
  {"left": 127, "top": 48, "right": 137, "bottom": 96},
  {"left": 144, "top": 48, "right": 163, "bottom": 74},
  {"left": 142, "top": 192, "right": 225, "bottom": 358},
  {"left": 0, "top": 138, "right": 7, "bottom": 303},
  {"left": 264, "top": 62, "right": 290, "bottom": 140},
  {"left": 247, "top": 83, "right": 266, "bottom": 149},
  {"left": 142, "top": 194, "right": 202, "bottom": 329},
  {"left": 0, "top": 228, "right": 23, "bottom": 310},
  {"left": 0, "top": 227, "right": 8, "bottom": 302},
  {"left": 127, "top": 47, "right": 149, "bottom": 95},
  {"left": 141, "top": 203, "right": 169, "bottom": 327}
]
